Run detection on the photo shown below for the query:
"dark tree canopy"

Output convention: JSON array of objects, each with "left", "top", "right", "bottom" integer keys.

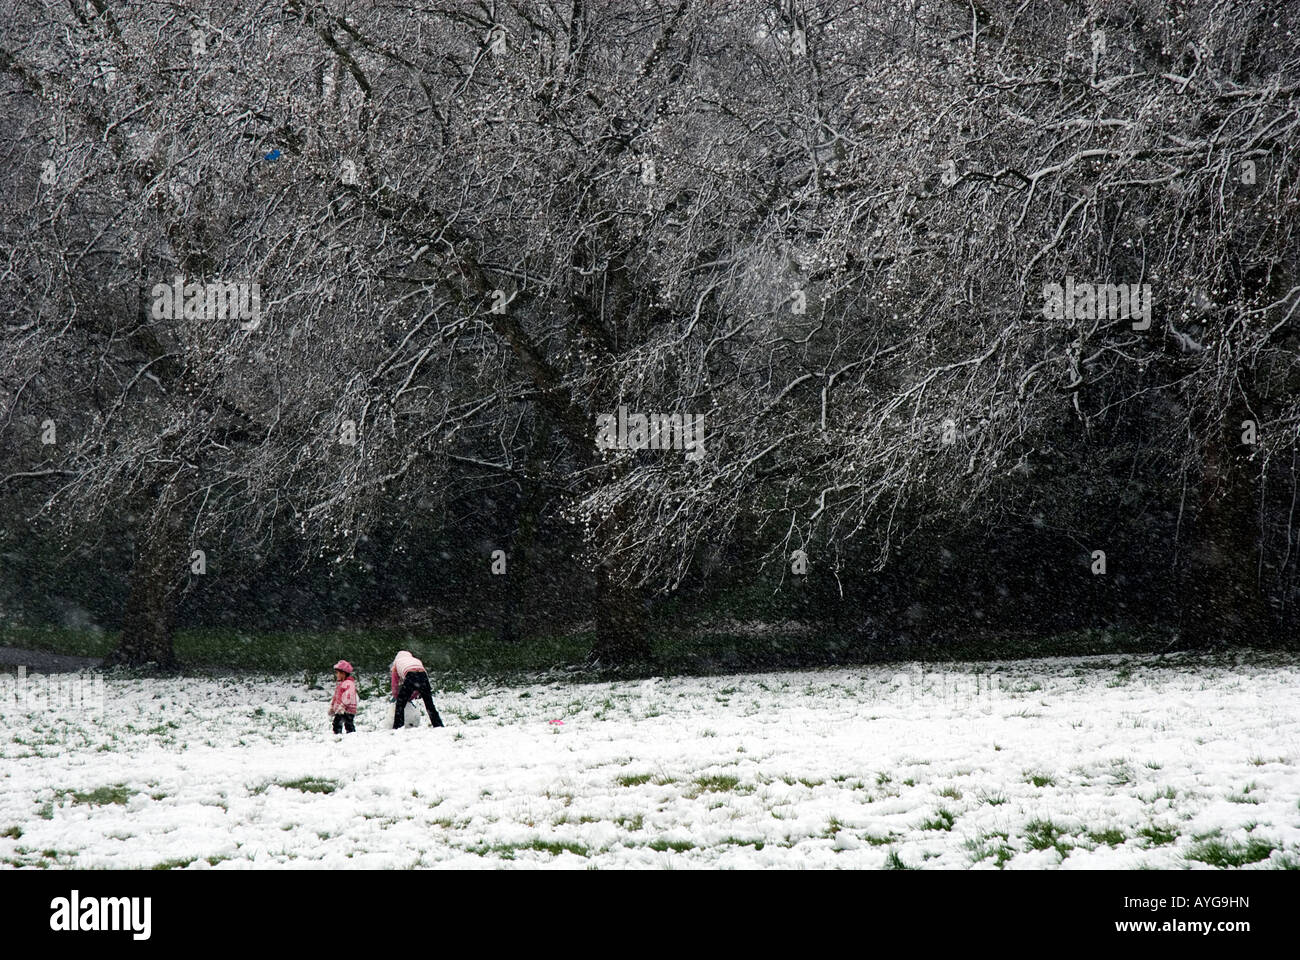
[{"left": 2, "top": 0, "right": 1298, "bottom": 664}]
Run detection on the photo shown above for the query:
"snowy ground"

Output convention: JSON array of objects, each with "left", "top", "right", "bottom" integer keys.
[{"left": 2, "top": 652, "right": 1298, "bottom": 869}]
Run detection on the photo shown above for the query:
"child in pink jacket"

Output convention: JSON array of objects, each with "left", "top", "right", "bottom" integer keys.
[{"left": 329, "top": 660, "right": 358, "bottom": 734}]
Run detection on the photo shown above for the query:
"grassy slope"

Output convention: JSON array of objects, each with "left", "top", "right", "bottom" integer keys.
[
  {"left": 4, "top": 620, "right": 1290, "bottom": 685},
  {"left": 0, "top": 625, "right": 586, "bottom": 680}
]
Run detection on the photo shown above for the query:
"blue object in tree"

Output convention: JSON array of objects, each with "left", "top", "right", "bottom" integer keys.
[{"left": 264, "top": 149, "right": 281, "bottom": 161}]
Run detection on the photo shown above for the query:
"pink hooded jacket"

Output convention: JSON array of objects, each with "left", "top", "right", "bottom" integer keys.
[
  {"left": 390, "top": 650, "right": 426, "bottom": 698},
  {"left": 329, "top": 676, "right": 358, "bottom": 716}
]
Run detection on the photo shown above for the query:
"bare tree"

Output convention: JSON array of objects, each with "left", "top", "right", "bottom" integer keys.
[{"left": 2, "top": 0, "right": 1297, "bottom": 666}]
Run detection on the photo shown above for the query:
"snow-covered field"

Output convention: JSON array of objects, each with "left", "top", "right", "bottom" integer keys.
[{"left": 2, "top": 652, "right": 1299, "bottom": 869}]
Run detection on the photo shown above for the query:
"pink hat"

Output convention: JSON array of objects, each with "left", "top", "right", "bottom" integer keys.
[{"left": 332, "top": 660, "right": 354, "bottom": 674}]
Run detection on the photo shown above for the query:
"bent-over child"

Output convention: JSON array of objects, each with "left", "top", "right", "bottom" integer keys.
[{"left": 390, "top": 650, "right": 445, "bottom": 729}]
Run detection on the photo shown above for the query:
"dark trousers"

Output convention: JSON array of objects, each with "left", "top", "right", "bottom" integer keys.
[
  {"left": 394, "top": 670, "right": 444, "bottom": 728},
  {"left": 332, "top": 713, "right": 356, "bottom": 734}
]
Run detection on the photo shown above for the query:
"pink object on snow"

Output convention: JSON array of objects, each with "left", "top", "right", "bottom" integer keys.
[
  {"left": 329, "top": 676, "right": 358, "bottom": 716},
  {"left": 332, "top": 660, "right": 354, "bottom": 674}
]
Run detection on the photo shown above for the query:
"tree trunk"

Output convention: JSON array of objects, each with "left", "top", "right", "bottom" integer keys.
[
  {"left": 590, "top": 563, "right": 652, "bottom": 665},
  {"left": 498, "top": 419, "right": 554, "bottom": 645},
  {"left": 106, "top": 491, "right": 189, "bottom": 669},
  {"left": 1181, "top": 406, "right": 1273, "bottom": 648}
]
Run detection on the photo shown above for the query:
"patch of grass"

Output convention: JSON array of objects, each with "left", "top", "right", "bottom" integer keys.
[
  {"left": 967, "top": 832, "right": 1014, "bottom": 868},
  {"left": 883, "top": 849, "right": 913, "bottom": 870},
  {"left": 920, "top": 807, "right": 956, "bottom": 831},
  {"left": 1108, "top": 761, "right": 1135, "bottom": 785},
  {"left": 781, "top": 774, "right": 825, "bottom": 788},
  {"left": 1023, "top": 818, "right": 1072, "bottom": 857},
  {"left": 1025, "top": 772, "right": 1056, "bottom": 788},
  {"left": 1, "top": 826, "right": 21, "bottom": 840},
  {"left": 937, "top": 785, "right": 963, "bottom": 800},
  {"left": 1137, "top": 824, "right": 1179, "bottom": 847},
  {"left": 720, "top": 836, "right": 765, "bottom": 850},
  {"left": 68, "top": 785, "right": 136, "bottom": 806},
  {"left": 980, "top": 791, "right": 1009, "bottom": 806},
  {"left": 0, "top": 626, "right": 116, "bottom": 659},
  {"left": 0, "top": 624, "right": 600, "bottom": 684},
  {"left": 1088, "top": 828, "right": 1127, "bottom": 847},
  {"left": 0, "top": 621, "right": 1190, "bottom": 683},
  {"left": 526, "top": 838, "right": 589, "bottom": 857},
  {"left": 692, "top": 774, "right": 742, "bottom": 794},
  {"left": 821, "top": 816, "right": 846, "bottom": 838},
  {"left": 0, "top": 846, "right": 73, "bottom": 868},
  {"left": 1185, "top": 837, "right": 1275, "bottom": 868},
  {"left": 277, "top": 777, "right": 338, "bottom": 794},
  {"left": 647, "top": 837, "right": 695, "bottom": 853},
  {"left": 615, "top": 814, "right": 644, "bottom": 831},
  {"left": 469, "top": 838, "right": 589, "bottom": 859},
  {"left": 151, "top": 857, "right": 196, "bottom": 870},
  {"left": 1228, "top": 782, "right": 1261, "bottom": 804},
  {"left": 615, "top": 773, "right": 654, "bottom": 787}
]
